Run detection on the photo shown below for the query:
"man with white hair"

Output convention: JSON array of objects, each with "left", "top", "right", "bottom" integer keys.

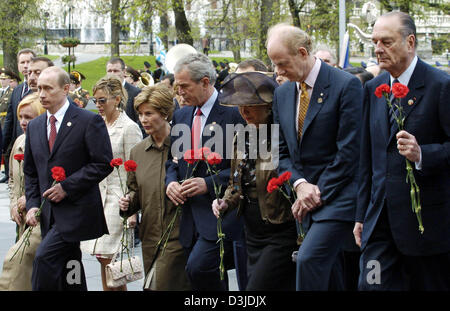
[{"left": 267, "top": 23, "right": 362, "bottom": 290}]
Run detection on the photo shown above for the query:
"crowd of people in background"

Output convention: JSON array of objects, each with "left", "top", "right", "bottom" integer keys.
[{"left": 0, "top": 10, "right": 448, "bottom": 292}]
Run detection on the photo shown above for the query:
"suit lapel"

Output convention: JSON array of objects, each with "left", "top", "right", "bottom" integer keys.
[
  {"left": 49, "top": 105, "right": 79, "bottom": 159},
  {"left": 387, "top": 59, "right": 425, "bottom": 144},
  {"left": 40, "top": 114, "right": 51, "bottom": 156},
  {"left": 302, "top": 66, "right": 329, "bottom": 138},
  {"left": 373, "top": 73, "right": 391, "bottom": 146}
]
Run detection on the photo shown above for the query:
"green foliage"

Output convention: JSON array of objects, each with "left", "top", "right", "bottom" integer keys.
[
  {"left": 431, "top": 35, "right": 449, "bottom": 55},
  {"left": 59, "top": 37, "right": 80, "bottom": 47}
]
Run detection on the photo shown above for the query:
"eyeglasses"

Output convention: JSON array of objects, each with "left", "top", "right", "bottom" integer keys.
[{"left": 92, "top": 97, "right": 110, "bottom": 105}]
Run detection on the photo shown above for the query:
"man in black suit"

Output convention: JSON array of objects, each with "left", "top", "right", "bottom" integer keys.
[
  {"left": 1, "top": 49, "right": 36, "bottom": 183},
  {"left": 106, "top": 57, "right": 144, "bottom": 136},
  {"left": 356, "top": 11, "right": 450, "bottom": 290},
  {"left": 24, "top": 66, "right": 113, "bottom": 291},
  {"left": 166, "top": 53, "right": 245, "bottom": 290}
]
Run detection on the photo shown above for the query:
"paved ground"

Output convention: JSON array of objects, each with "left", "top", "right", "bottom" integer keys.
[{"left": 0, "top": 176, "right": 238, "bottom": 291}]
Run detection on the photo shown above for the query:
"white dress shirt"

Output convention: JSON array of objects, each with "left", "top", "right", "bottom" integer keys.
[{"left": 46, "top": 100, "right": 70, "bottom": 139}]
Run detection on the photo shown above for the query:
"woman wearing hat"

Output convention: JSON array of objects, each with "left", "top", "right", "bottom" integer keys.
[{"left": 212, "top": 72, "right": 298, "bottom": 291}]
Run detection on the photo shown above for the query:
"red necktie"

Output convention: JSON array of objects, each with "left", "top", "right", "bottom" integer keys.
[
  {"left": 192, "top": 108, "right": 202, "bottom": 149},
  {"left": 48, "top": 115, "right": 57, "bottom": 152}
]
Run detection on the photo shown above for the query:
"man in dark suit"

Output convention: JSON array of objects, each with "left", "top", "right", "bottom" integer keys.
[
  {"left": 24, "top": 66, "right": 113, "bottom": 291},
  {"left": 106, "top": 57, "right": 144, "bottom": 136},
  {"left": 267, "top": 24, "right": 362, "bottom": 290},
  {"left": 165, "top": 53, "right": 245, "bottom": 290},
  {"left": 1, "top": 49, "right": 36, "bottom": 183},
  {"left": 355, "top": 12, "right": 450, "bottom": 291}
]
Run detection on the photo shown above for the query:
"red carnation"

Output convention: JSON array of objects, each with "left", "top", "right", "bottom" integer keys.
[
  {"left": 51, "top": 166, "right": 66, "bottom": 182},
  {"left": 278, "top": 171, "right": 292, "bottom": 184},
  {"left": 197, "top": 147, "right": 211, "bottom": 161},
  {"left": 267, "top": 177, "right": 280, "bottom": 193},
  {"left": 110, "top": 158, "right": 123, "bottom": 167},
  {"left": 391, "top": 83, "right": 409, "bottom": 99},
  {"left": 184, "top": 149, "right": 198, "bottom": 165},
  {"left": 14, "top": 154, "right": 24, "bottom": 162},
  {"left": 374, "top": 84, "right": 390, "bottom": 98},
  {"left": 124, "top": 160, "right": 137, "bottom": 172},
  {"left": 207, "top": 152, "right": 222, "bottom": 166}
]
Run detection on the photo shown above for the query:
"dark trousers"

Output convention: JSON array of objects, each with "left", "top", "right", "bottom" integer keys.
[
  {"left": 32, "top": 226, "right": 87, "bottom": 291},
  {"left": 184, "top": 236, "right": 235, "bottom": 291},
  {"left": 359, "top": 207, "right": 450, "bottom": 291},
  {"left": 296, "top": 219, "right": 354, "bottom": 291}
]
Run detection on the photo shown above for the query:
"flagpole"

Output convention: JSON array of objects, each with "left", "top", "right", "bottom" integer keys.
[{"left": 339, "top": 0, "right": 346, "bottom": 64}]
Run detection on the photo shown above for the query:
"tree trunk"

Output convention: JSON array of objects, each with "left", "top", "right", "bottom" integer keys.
[
  {"left": 259, "top": 0, "right": 275, "bottom": 64},
  {"left": 171, "top": 0, "right": 193, "bottom": 45},
  {"left": 0, "top": 0, "right": 24, "bottom": 77},
  {"left": 160, "top": 12, "right": 169, "bottom": 49},
  {"left": 111, "top": 0, "right": 120, "bottom": 56},
  {"left": 287, "top": 0, "right": 301, "bottom": 27}
]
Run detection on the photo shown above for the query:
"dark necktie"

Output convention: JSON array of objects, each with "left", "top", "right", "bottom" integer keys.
[
  {"left": 192, "top": 108, "right": 202, "bottom": 149},
  {"left": 22, "top": 83, "right": 29, "bottom": 98},
  {"left": 389, "top": 79, "right": 400, "bottom": 135},
  {"left": 48, "top": 115, "right": 57, "bottom": 152}
]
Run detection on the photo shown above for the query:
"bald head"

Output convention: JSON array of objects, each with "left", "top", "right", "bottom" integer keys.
[
  {"left": 267, "top": 23, "right": 313, "bottom": 55},
  {"left": 38, "top": 67, "right": 70, "bottom": 114},
  {"left": 266, "top": 23, "right": 315, "bottom": 83}
]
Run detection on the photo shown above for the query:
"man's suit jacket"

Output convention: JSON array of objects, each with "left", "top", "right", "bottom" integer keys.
[
  {"left": 2, "top": 84, "right": 77, "bottom": 154},
  {"left": 2, "top": 83, "right": 29, "bottom": 153},
  {"left": 24, "top": 104, "right": 113, "bottom": 242},
  {"left": 165, "top": 99, "right": 245, "bottom": 248},
  {"left": 357, "top": 58, "right": 450, "bottom": 256},
  {"left": 124, "top": 82, "right": 141, "bottom": 123},
  {"left": 272, "top": 62, "right": 362, "bottom": 223}
]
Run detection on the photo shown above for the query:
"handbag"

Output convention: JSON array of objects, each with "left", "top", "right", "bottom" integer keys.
[{"left": 105, "top": 228, "right": 144, "bottom": 288}]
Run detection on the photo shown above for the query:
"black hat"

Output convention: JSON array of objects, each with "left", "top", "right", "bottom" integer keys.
[
  {"left": 218, "top": 72, "right": 278, "bottom": 106},
  {"left": 125, "top": 66, "right": 141, "bottom": 82},
  {"left": 155, "top": 60, "right": 163, "bottom": 67},
  {"left": 0, "top": 67, "right": 21, "bottom": 82},
  {"left": 70, "top": 70, "right": 86, "bottom": 83},
  {"left": 144, "top": 61, "right": 151, "bottom": 68},
  {"left": 69, "top": 74, "right": 78, "bottom": 84}
]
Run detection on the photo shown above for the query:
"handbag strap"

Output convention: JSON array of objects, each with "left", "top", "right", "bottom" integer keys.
[{"left": 111, "top": 223, "right": 136, "bottom": 263}]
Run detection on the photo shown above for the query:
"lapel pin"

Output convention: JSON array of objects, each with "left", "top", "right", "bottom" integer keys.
[
  {"left": 320, "top": 93, "right": 323, "bottom": 96},
  {"left": 408, "top": 99, "right": 414, "bottom": 106},
  {"left": 67, "top": 121, "right": 72, "bottom": 127},
  {"left": 212, "top": 121, "right": 217, "bottom": 124},
  {"left": 317, "top": 97, "right": 323, "bottom": 104}
]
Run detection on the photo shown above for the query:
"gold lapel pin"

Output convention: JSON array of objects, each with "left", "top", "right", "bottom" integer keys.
[
  {"left": 318, "top": 98, "right": 323, "bottom": 104},
  {"left": 67, "top": 121, "right": 72, "bottom": 127}
]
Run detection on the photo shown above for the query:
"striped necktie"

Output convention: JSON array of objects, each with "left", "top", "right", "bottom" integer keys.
[
  {"left": 297, "top": 82, "right": 310, "bottom": 139},
  {"left": 388, "top": 79, "right": 400, "bottom": 135}
]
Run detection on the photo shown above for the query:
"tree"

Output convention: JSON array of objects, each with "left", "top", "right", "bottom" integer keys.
[
  {"left": 0, "top": 0, "right": 40, "bottom": 76},
  {"left": 172, "top": 0, "right": 193, "bottom": 45},
  {"left": 110, "top": 0, "right": 121, "bottom": 56}
]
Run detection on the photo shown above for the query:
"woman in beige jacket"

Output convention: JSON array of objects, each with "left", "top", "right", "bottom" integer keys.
[
  {"left": 0, "top": 93, "right": 45, "bottom": 290},
  {"left": 80, "top": 75, "right": 142, "bottom": 291}
]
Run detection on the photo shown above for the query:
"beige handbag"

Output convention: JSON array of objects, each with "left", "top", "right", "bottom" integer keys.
[{"left": 105, "top": 229, "right": 144, "bottom": 288}]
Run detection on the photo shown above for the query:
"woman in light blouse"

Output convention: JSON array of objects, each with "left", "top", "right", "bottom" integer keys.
[{"left": 80, "top": 75, "right": 142, "bottom": 291}]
